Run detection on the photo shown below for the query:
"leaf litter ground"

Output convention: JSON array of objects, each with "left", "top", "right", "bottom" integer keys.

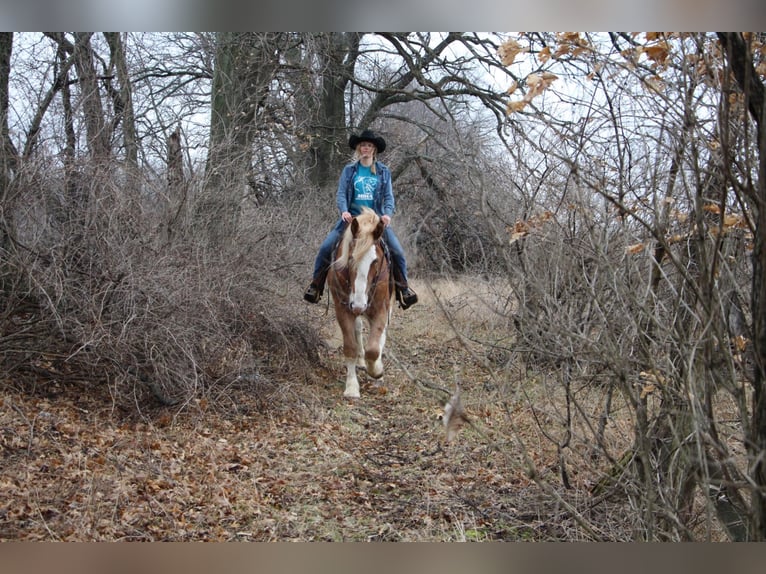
[{"left": 1, "top": 279, "right": 625, "bottom": 541}]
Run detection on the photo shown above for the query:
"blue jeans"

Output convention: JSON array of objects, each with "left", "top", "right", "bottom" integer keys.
[{"left": 312, "top": 219, "right": 409, "bottom": 287}]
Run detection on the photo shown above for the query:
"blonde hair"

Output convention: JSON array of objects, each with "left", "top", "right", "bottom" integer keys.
[{"left": 352, "top": 145, "right": 377, "bottom": 175}]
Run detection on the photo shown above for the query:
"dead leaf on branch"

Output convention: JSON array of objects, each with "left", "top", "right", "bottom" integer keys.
[
  {"left": 723, "top": 213, "right": 749, "bottom": 229},
  {"left": 639, "top": 370, "right": 667, "bottom": 399},
  {"left": 644, "top": 76, "right": 666, "bottom": 93},
  {"left": 644, "top": 42, "right": 671, "bottom": 66},
  {"left": 505, "top": 72, "right": 559, "bottom": 115},
  {"left": 554, "top": 44, "right": 572, "bottom": 59},
  {"left": 703, "top": 203, "right": 721, "bottom": 215},
  {"left": 557, "top": 32, "right": 585, "bottom": 47},
  {"left": 507, "top": 211, "right": 553, "bottom": 243},
  {"left": 506, "top": 100, "right": 528, "bottom": 114},
  {"left": 733, "top": 335, "right": 749, "bottom": 353},
  {"left": 640, "top": 383, "right": 656, "bottom": 400},
  {"left": 443, "top": 383, "right": 469, "bottom": 444},
  {"left": 667, "top": 233, "right": 687, "bottom": 245},
  {"left": 526, "top": 72, "right": 558, "bottom": 98},
  {"left": 508, "top": 230, "right": 527, "bottom": 245},
  {"left": 498, "top": 39, "right": 529, "bottom": 67}
]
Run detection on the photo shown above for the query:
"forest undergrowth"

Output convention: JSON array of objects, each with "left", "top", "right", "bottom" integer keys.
[{"left": 0, "top": 277, "right": 715, "bottom": 541}]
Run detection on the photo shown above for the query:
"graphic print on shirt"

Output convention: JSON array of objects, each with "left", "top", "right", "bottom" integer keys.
[{"left": 350, "top": 164, "right": 376, "bottom": 215}]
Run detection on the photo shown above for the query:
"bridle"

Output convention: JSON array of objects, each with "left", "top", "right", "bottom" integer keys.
[{"left": 340, "top": 239, "right": 387, "bottom": 311}]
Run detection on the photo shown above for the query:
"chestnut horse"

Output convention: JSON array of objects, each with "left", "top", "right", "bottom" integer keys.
[{"left": 327, "top": 208, "right": 394, "bottom": 398}]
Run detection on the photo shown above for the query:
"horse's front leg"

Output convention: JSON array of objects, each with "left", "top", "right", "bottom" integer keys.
[
  {"left": 343, "top": 356, "right": 360, "bottom": 398},
  {"left": 354, "top": 316, "right": 365, "bottom": 370},
  {"left": 338, "top": 313, "right": 361, "bottom": 399},
  {"left": 364, "top": 312, "right": 389, "bottom": 379}
]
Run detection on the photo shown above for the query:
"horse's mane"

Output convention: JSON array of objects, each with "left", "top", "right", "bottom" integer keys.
[{"left": 334, "top": 207, "right": 380, "bottom": 270}]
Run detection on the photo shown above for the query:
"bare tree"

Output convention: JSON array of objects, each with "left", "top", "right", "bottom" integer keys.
[
  {"left": 482, "top": 31, "right": 766, "bottom": 540},
  {"left": 104, "top": 32, "right": 138, "bottom": 172},
  {"left": 0, "top": 32, "right": 15, "bottom": 256},
  {"left": 294, "top": 33, "right": 362, "bottom": 190},
  {"left": 195, "top": 32, "right": 286, "bottom": 247},
  {"left": 718, "top": 31, "right": 766, "bottom": 541},
  {"left": 72, "top": 32, "right": 110, "bottom": 160}
]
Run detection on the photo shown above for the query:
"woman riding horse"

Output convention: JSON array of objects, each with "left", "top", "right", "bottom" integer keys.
[{"left": 304, "top": 129, "right": 417, "bottom": 311}]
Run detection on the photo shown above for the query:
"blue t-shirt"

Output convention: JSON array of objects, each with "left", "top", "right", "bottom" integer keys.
[{"left": 349, "top": 164, "right": 376, "bottom": 215}]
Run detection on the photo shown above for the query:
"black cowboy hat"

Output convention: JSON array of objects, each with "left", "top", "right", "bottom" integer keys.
[{"left": 348, "top": 129, "right": 386, "bottom": 153}]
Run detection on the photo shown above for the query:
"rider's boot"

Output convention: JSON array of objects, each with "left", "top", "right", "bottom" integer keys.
[
  {"left": 392, "top": 266, "right": 418, "bottom": 310},
  {"left": 304, "top": 267, "right": 328, "bottom": 304}
]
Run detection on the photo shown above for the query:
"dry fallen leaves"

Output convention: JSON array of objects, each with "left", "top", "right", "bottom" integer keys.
[
  {"left": 639, "top": 370, "right": 667, "bottom": 399},
  {"left": 1, "top": 277, "right": 611, "bottom": 541}
]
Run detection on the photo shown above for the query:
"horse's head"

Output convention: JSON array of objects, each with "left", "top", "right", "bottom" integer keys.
[{"left": 340, "top": 208, "right": 386, "bottom": 315}]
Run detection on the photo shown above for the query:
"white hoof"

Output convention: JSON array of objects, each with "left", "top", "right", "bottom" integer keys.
[
  {"left": 367, "top": 358, "right": 384, "bottom": 379},
  {"left": 344, "top": 376, "right": 360, "bottom": 399}
]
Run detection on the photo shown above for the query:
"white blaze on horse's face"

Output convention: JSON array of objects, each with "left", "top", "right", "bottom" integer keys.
[{"left": 349, "top": 245, "right": 378, "bottom": 315}]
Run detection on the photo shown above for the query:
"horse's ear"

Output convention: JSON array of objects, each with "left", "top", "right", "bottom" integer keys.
[
  {"left": 351, "top": 218, "right": 360, "bottom": 237},
  {"left": 373, "top": 220, "right": 385, "bottom": 240}
]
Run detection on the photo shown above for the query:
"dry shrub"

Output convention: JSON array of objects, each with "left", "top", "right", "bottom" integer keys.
[{"left": 0, "top": 159, "right": 324, "bottom": 413}]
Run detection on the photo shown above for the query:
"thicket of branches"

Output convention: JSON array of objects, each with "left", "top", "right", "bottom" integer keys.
[
  {"left": 2, "top": 156, "right": 323, "bottom": 408},
  {"left": 473, "top": 32, "right": 766, "bottom": 541},
  {"left": 1, "top": 32, "right": 766, "bottom": 540}
]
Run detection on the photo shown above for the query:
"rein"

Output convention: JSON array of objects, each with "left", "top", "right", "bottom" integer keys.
[{"left": 364, "top": 243, "right": 388, "bottom": 293}]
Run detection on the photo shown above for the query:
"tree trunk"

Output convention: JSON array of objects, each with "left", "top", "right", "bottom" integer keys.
[
  {"left": 164, "top": 124, "right": 186, "bottom": 242},
  {"left": 306, "top": 33, "right": 361, "bottom": 190},
  {"left": 22, "top": 35, "right": 76, "bottom": 161},
  {"left": 0, "top": 32, "right": 15, "bottom": 256},
  {"left": 103, "top": 32, "right": 138, "bottom": 171},
  {"left": 58, "top": 37, "right": 78, "bottom": 212},
  {"left": 718, "top": 31, "right": 766, "bottom": 541},
  {"left": 196, "top": 32, "right": 283, "bottom": 247},
  {"left": 751, "top": 117, "right": 766, "bottom": 540},
  {"left": 73, "top": 33, "right": 110, "bottom": 160}
]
